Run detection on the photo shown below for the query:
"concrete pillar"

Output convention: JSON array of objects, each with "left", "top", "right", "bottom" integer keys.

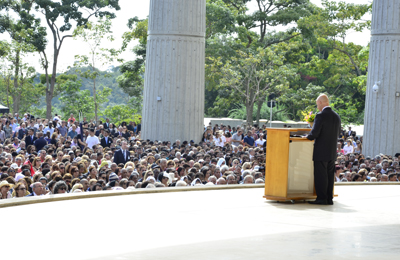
[
  {"left": 142, "top": 0, "right": 206, "bottom": 143},
  {"left": 364, "top": 0, "right": 400, "bottom": 157}
]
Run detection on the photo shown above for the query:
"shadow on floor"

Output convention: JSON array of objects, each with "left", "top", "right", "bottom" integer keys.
[
  {"left": 89, "top": 224, "right": 400, "bottom": 260},
  {"left": 265, "top": 200, "right": 357, "bottom": 213}
]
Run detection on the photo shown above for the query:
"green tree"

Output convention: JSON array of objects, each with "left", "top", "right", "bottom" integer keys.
[
  {"left": 0, "top": 54, "right": 13, "bottom": 108},
  {"left": 73, "top": 16, "right": 121, "bottom": 125},
  {"left": 219, "top": 0, "right": 313, "bottom": 46},
  {"left": 117, "top": 17, "right": 148, "bottom": 110},
  {"left": 58, "top": 74, "right": 112, "bottom": 120},
  {"left": 0, "top": 42, "right": 45, "bottom": 115},
  {"left": 204, "top": 0, "right": 314, "bottom": 118},
  {"left": 296, "top": 0, "right": 371, "bottom": 123},
  {"left": 212, "top": 46, "right": 297, "bottom": 125},
  {"left": 59, "top": 78, "right": 93, "bottom": 118},
  {"left": 103, "top": 104, "right": 140, "bottom": 126},
  {"left": 12, "top": 0, "right": 121, "bottom": 119},
  {"left": 299, "top": 0, "right": 371, "bottom": 76},
  {"left": 0, "top": 8, "right": 46, "bottom": 113}
]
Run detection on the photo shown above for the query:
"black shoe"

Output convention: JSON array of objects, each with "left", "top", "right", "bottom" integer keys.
[
  {"left": 308, "top": 199, "right": 327, "bottom": 205},
  {"left": 327, "top": 200, "right": 334, "bottom": 205}
]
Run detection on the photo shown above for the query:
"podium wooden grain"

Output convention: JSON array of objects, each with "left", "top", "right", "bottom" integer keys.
[{"left": 264, "top": 128, "right": 317, "bottom": 202}]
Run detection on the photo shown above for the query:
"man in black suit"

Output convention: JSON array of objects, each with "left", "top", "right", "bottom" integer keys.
[
  {"left": 113, "top": 141, "right": 131, "bottom": 165},
  {"left": 306, "top": 94, "right": 341, "bottom": 205},
  {"left": 17, "top": 123, "right": 27, "bottom": 140},
  {"left": 136, "top": 117, "right": 141, "bottom": 135},
  {"left": 346, "top": 127, "right": 356, "bottom": 138},
  {"left": 25, "top": 129, "right": 37, "bottom": 147},
  {"left": 34, "top": 132, "right": 47, "bottom": 152},
  {"left": 103, "top": 118, "right": 110, "bottom": 129},
  {"left": 95, "top": 125, "right": 103, "bottom": 137},
  {"left": 101, "top": 129, "right": 113, "bottom": 148}
]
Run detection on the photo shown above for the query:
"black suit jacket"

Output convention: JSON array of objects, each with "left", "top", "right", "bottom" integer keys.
[
  {"left": 136, "top": 124, "right": 141, "bottom": 135},
  {"left": 307, "top": 107, "right": 341, "bottom": 162},
  {"left": 18, "top": 128, "right": 27, "bottom": 140},
  {"left": 346, "top": 130, "right": 356, "bottom": 138},
  {"left": 113, "top": 149, "right": 131, "bottom": 165},
  {"left": 127, "top": 125, "right": 134, "bottom": 132},
  {"left": 122, "top": 132, "right": 130, "bottom": 139},
  {"left": 101, "top": 136, "right": 113, "bottom": 148},
  {"left": 25, "top": 135, "right": 37, "bottom": 147},
  {"left": 103, "top": 122, "right": 110, "bottom": 129},
  {"left": 34, "top": 137, "right": 47, "bottom": 151}
]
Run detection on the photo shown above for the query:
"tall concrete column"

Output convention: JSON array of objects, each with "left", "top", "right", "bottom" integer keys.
[
  {"left": 364, "top": 0, "right": 400, "bottom": 157},
  {"left": 142, "top": 0, "right": 206, "bottom": 143}
]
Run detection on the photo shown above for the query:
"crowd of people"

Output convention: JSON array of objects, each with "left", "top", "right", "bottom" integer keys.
[{"left": 0, "top": 112, "right": 398, "bottom": 200}]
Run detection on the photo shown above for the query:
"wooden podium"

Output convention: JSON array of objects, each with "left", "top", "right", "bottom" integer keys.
[{"left": 263, "top": 128, "right": 317, "bottom": 202}]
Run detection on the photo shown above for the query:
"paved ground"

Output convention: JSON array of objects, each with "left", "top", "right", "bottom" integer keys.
[{"left": 3, "top": 185, "right": 399, "bottom": 260}]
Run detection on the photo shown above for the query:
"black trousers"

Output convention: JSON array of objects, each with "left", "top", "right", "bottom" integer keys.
[{"left": 313, "top": 160, "right": 335, "bottom": 200}]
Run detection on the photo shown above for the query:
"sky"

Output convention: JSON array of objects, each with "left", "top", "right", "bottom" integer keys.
[{"left": 0, "top": 0, "right": 371, "bottom": 74}]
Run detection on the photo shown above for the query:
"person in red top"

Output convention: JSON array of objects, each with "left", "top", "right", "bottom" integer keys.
[
  {"left": 23, "top": 158, "right": 35, "bottom": 177},
  {"left": 68, "top": 113, "right": 76, "bottom": 124}
]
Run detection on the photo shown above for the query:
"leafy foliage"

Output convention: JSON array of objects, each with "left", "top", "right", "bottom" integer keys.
[
  {"left": 228, "top": 102, "right": 291, "bottom": 122},
  {"left": 0, "top": 0, "right": 372, "bottom": 127},
  {"left": 117, "top": 17, "right": 147, "bottom": 100},
  {"left": 73, "top": 16, "right": 121, "bottom": 125},
  {"left": 2, "top": 0, "right": 121, "bottom": 118},
  {"left": 58, "top": 75, "right": 112, "bottom": 120},
  {"left": 103, "top": 104, "right": 141, "bottom": 126},
  {"left": 211, "top": 46, "right": 298, "bottom": 124}
]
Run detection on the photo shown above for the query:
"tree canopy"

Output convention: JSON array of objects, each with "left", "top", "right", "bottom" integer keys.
[{"left": 0, "top": 0, "right": 372, "bottom": 125}]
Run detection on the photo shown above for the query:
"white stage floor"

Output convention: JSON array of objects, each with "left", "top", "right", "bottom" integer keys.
[{"left": 3, "top": 185, "right": 400, "bottom": 260}]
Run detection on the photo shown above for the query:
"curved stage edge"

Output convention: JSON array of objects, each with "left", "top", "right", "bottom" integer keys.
[{"left": 1, "top": 182, "right": 399, "bottom": 208}]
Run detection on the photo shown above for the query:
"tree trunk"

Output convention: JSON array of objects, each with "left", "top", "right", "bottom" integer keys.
[
  {"left": 246, "top": 101, "right": 254, "bottom": 127},
  {"left": 6, "top": 75, "right": 10, "bottom": 109},
  {"left": 46, "top": 49, "right": 58, "bottom": 120},
  {"left": 12, "top": 50, "right": 20, "bottom": 114},
  {"left": 256, "top": 98, "right": 263, "bottom": 126},
  {"left": 93, "top": 77, "right": 98, "bottom": 126},
  {"left": 40, "top": 51, "right": 51, "bottom": 120},
  {"left": 12, "top": 93, "right": 21, "bottom": 114},
  {"left": 46, "top": 68, "right": 57, "bottom": 120}
]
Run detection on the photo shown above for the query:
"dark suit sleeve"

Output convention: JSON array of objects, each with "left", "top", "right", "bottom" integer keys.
[
  {"left": 113, "top": 151, "right": 118, "bottom": 164},
  {"left": 307, "top": 113, "right": 323, "bottom": 141},
  {"left": 25, "top": 136, "right": 30, "bottom": 145},
  {"left": 337, "top": 116, "right": 342, "bottom": 139}
]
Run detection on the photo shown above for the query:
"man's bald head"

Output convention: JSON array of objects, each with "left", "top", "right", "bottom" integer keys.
[{"left": 316, "top": 94, "right": 330, "bottom": 111}]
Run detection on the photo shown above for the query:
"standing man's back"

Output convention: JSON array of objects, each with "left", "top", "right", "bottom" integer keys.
[
  {"left": 306, "top": 94, "right": 341, "bottom": 205},
  {"left": 34, "top": 132, "right": 47, "bottom": 152}
]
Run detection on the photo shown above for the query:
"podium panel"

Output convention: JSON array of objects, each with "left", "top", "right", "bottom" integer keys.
[{"left": 287, "top": 142, "right": 314, "bottom": 194}]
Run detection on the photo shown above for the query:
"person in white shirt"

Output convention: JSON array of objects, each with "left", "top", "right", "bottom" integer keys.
[
  {"left": 248, "top": 148, "right": 255, "bottom": 160},
  {"left": 43, "top": 123, "right": 54, "bottom": 136},
  {"left": 53, "top": 114, "right": 61, "bottom": 122},
  {"left": 255, "top": 133, "right": 266, "bottom": 147},
  {"left": 86, "top": 129, "right": 100, "bottom": 149},
  {"left": 22, "top": 114, "right": 29, "bottom": 122},
  {"left": 214, "top": 131, "right": 226, "bottom": 147},
  {"left": 11, "top": 118, "right": 19, "bottom": 133},
  {"left": 343, "top": 139, "right": 354, "bottom": 155},
  {"left": 34, "top": 119, "right": 42, "bottom": 129}
]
